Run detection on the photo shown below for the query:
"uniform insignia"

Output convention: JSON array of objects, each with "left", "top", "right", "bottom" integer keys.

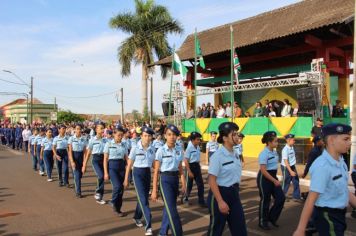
[{"left": 336, "top": 126, "right": 343, "bottom": 132}]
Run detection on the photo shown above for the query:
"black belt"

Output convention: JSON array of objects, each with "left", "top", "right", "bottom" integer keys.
[
  {"left": 315, "top": 206, "right": 347, "bottom": 214},
  {"left": 161, "top": 171, "right": 179, "bottom": 176},
  {"left": 109, "top": 159, "right": 125, "bottom": 161},
  {"left": 189, "top": 162, "right": 200, "bottom": 165}
]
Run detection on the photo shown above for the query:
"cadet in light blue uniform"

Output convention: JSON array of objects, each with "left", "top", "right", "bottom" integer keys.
[
  {"left": 83, "top": 122, "right": 107, "bottom": 204},
  {"left": 41, "top": 129, "right": 54, "bottom": 182},
  {"left": 257, "top": 131, "right": 285, "bottom": 230},
  {"left": 152, "top": 133, "right": 164, "bottom": 152},
  {"left": 294, "top": 123, "right": 356, "bottom": 236},
  {"left": 281, "top": 134, "right": 301, "bottom": 201},
  {"left": 53, "top": 125, "right": 69, "bottom": 187},
  {"left": 233, "top": 132, "right": 245, "bottom": 166},
  {"left": 124, "top": 126, "right": 155, "bottom": 236},
  {"left": 106, "top": 129, "right": 113, "bottom": 142},
  {"left": 34, "top": 128, "right": 46, "bottom": 176},
  {"left": 29, "top": 128, "right": 39, "bottom": 171},
  {"left": 206, "top": 131, "right": 219, "bottom": 163},
  {"left": 175, "top": 133, "right": 184, "bottom": 152},
  {"left": 152, "top": 124, "right": 186, "bottom": 236},
  {"left": 183, "top": 132, "right": 205, "bottom": 206},
  {"left": 207, "top": 122, "right": 247, "bottom": 236},
  {"left": 68, "top": 124, "right": 87, "bottom": 198},
  {"left": 103, "top": 127, "right": 128, "bottom": 216}
]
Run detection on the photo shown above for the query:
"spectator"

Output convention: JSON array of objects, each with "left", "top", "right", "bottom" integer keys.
[
  {"left": 281, "top": 99, "right": 292, "bottom": 117},
  {"left": 263, "top": 99, "right": 270, "bottom": 117},
  {"left": 211, "top": 106, "right": 217, "bottom": 118},
  {"left": 292, "top": 104, "right": 299, "bottom": 117},
  {"left": 268, "top": 107, "right": 276, "bottom": 117},
  {"left": 225, "top": 101, "right": 232, "bottom": 118},
  {"left": 186, "top": 107, "right": 194, "bottom": 119},
  {"left": 233, "top": 102, "right": 242, "bottom": 118},
  {"left": 197, "top": 106, "right": 203, "bottom": 118},
  {"left": 244, "top": 111, "right": 251, "bottom": 117},
  {"left": 311, "top": 118, "right": 323, "bottom": 137},
  {"left": 273, "top": 101, "right": 281, "bottom": 117},
  {"left": 332, "top": 99, "right": 345, "bottom": 117},
  {"left": 253, "top": 102, "right": 263, "bottom": 117},
  {"left": 202, "top": 106, "right": 210, "bottom": 118},
  {"left": 216, "top": 105, "right": 225, "bottom": 118}
]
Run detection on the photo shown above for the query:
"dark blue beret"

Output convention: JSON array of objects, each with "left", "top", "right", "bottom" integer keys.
[
  {"left": 210, "top": 131, "right": 217, "bottom": 135},
  {"left": 218, "top": 122, "right": 239, "bottom": 134},
  {"left": 116, "top": 126, "right": 125, "bottom": 133},
  {"left": 166, "top": 124, "right": 180, "bottom": 136},
  {"left": 190, "top": 131, "right": 202, "bottom": 140},
  {"left": 107, "top": 130, "right": 113, "bottom": 135},
  {"left": 284, "top": 133, "right": 295, "bottom": 139},
  {"left": 237, "top": 132, "right": 245, "bottom": 138},
  {"left": 40, "top": 127, "right": 46, "bottom": 132},
  {"left": 321, "top": 123, "right": 351, "bottom": 137},
  {"left": 141, "top": 126, "right": 154, "bottom": 135},
  {"left": 312, "top": 135, "right": 322, "bottom": 143},
  {"left": 59, "top": 124, "right": 67, "bottom": 129}
]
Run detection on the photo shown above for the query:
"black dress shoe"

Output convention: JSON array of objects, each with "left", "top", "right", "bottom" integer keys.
[
  {"left": 76, "top": 193, "right": 82, "bottom": 198},
  {"left": 258, "top": 223, "right": 271, "bottom": 230},
  {"left": 59, "top": 182, "right": 64, "bottom": 187},
  {"left": 269, "top": 220, "right": 279, "bottom": 228}
]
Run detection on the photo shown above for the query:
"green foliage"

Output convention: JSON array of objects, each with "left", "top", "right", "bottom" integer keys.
[{"left": 57, "top": 110, "right": 84, "bottom": 123}]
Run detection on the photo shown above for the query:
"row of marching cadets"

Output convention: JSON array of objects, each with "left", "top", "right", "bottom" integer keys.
[{"left": 24, "top": 120, "right": 356, "bottom": 236}]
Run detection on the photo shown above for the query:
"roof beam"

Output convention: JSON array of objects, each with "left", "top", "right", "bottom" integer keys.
[
  {"left": 329, "top": 67, "right": 345, "bottom": 75},
  {"left": 325, "top": 60, "right": 340, "bottom": 68},
  {"left": 305, "top": 34, "right": 322, "bottom": 47},
  {"left": 323, "top": 36, "right": 353, "bottom": 48},
  {"left": 327, "top": 47, "right": 345, "bottom": 57}
]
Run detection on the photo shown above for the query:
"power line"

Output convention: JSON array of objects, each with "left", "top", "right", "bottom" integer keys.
[{"left": 0, "top": 77, "right": 27, "bottom": 86}]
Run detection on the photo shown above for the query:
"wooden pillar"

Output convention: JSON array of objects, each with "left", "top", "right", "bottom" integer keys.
[
  {"left": 185, "top": 70, "right": 195, "bottom": 111},
  {"left": 338, "top": 57, "right": 350, "bottom": 107},
  {"left": 214, "top": 94, "right": 222, "bottom": 108}
]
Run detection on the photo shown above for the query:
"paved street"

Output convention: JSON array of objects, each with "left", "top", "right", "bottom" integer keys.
[{"left": 0, "top": 147, "right": 355, "bottom": 236}]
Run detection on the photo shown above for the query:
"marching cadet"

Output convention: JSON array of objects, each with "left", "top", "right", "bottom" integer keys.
[
  {"left": 83, "top": 122, "right": 107, "bottom": 204},
  {"left": 206, "top": 131, "right": 219, "bottom": 164},
  {"left": 151, "top": 124, "right": 186, "bottom": 236},
  {"left": 257, "top": 131, "right": 285, "bottom": 230},
  {"left": 233, "top": 132, "right": 245, "bottom": 167},
  {"left": 124, "top": 126, "right": 155, "bottom": 236},
  {"left": 34, "top": 128, "right": 46, "bottom": 176},
  {"left": 106, "top": 129, "right": 113, "bottom": 142},
  {"left": 152, "top": 133, "right": 164, "bottom": 152},
  {"left": 15, "top": 124, "right": 23, "bottom": 150},
  {"left": 281, "top": 134, "right": 301, "bottom": 201},
  {"left": 41, "top": 129, "right": 54, "bottom": 182},
  {"left": 103, "top": 127, "right": 128, "bottom": 216},
  {"left": 52, "top": 125, "right": 70, "bottom": 187},
  {"left": 293, "top": 123, "right": 356, "bottom": 236},
  {"left": 175, "top": 133, "right": 184, "bottom": 152},
  {"left": 302, "top": 136, "right": 324, "bottom": 178},
  {"left": 122, "top": 128, "right": 132, "bottom": 153},
  {"left": 207, "top": 122, "right": 247, "bottom": 236},
  {"left": 68, "top": 124, "right": 87, "bottom": 198},
  {"left": 29, "top": 128, "right": 39, "bottom": 171},
  {"left": 182, "top": 132, "right": 206, "bottom": 207}
]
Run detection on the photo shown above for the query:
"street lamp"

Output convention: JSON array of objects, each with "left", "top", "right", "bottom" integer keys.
[{"left": 2, "top": 70, "right": 33, "bottom": 124}]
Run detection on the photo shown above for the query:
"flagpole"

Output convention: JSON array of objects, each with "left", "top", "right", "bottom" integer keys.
[
  {"left": 168, "top": 45, "right": 175, "bottom": 120},
  {"left": 194, "top": 28, "right": 198, "bottom": 121},
  {"left": 230, "top": 25, "right": 234, "bottom": 120}
]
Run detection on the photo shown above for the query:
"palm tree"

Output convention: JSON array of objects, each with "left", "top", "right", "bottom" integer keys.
[{"left": 110, "top": 0, "right": 183, "bottom": 113}]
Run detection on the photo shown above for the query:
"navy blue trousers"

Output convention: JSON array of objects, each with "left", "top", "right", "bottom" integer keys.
[
  {"left": 184, "top": 162, "right": 205, "bottom": 204},
  {"left": 24, "top": 141, "right": 29, "bottom": 152},
  {"left": 37, "top": 145, "right": 45, "bottom": 172},
  {"left": 56, "top": 149, "right": 69, "bottom": 184},
  {"left": 159, "top": 173, "right": 182, "bottom": 236},
  {"left": 15, "top": 138, "right": 22, "bottom": 150},
  {"left": 314, "top": 207, "right": 346, "bottom": 236},
  {"left": 92, "top": 154, "right": 105, "bottom": 196},
  {"left": 43, "top": 150, "right": 54, "bottom": 179},
  {"left": 72, "top": 151, "right": 84, "bottom": 194},
  {"left": 281, "top": 165, "right": 301, "bottom": 199},
  {"left": 133, "top": 167, "right": 152, "bottom": 229},
  {"left": 207, "top": 184, "right": 247, "bottom": 236},
  {"left": 109, "top": 159, "right": 125, "bottom": 212},
  {"left": 30, "top": 145, "right": 38, "bottom": 170},
  {"left": 257, "top": 170, "right": 285, "bottom": 226}
]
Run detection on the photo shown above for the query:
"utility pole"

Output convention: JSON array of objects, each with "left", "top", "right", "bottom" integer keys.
[
  {"left": 351, "top": 10, "right": 356, "bottom": 170},
  {"left": 54, "top": 97, "right": 56, "bottom": 111},
  {"left": 121, "top": 88, "right": 124, "bottom": 124},
  {"left": 150, "top": 77, "right": 153, "bottom": 127},
  {"left": 30, "top": 76, "right": 33, "bottom": 124}
]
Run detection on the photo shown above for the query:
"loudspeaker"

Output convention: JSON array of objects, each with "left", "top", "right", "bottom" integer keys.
[
  {"left": 162, "top": 101, "right": 174, "bottom": 116},
  {"left": 296, "top": 87, "right": 319, "bottom": 111}
]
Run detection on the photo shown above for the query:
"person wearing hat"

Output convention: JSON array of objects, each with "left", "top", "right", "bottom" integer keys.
[
  {"left": 106, "top": 129, "right": 113, "bottom": 142},
  {"left": 103, "top": 127, "right": 128, "bottom": 217},
  {"left": 302, "top": 136, "right": 324, "bottom": 179},
  {"left": 207, "top": 122, "right": 247, "bottom": 236},
  {"left": 68, "top": 124, "right": 87, "bottom": 198},
  {"left": 175, "top": 133, "right": 184, "bottom": 152},
  {"left": 182, "top": 131, "right": 205, "bottom": 207},
  {"left": 293, "top": 123, "right": 356, "bottom": 236},
  {"left": 151, "top": 124, "right": 186, "bottom": 236},
  {"left": 233, "top": 132, "right": 245, "bottom": 167},
  {"left": 124, "top": 126, "right": 155, "bottom": 236},
  {"left": 206, "top": 131, "right": 219, "bottom": 164},
  {"left": 257, "top": 131, "right": 285, "bottom": 230},
  {"left": 34, "top": 128, "right": 46, "bottom": 176},
  {"left": 83, "top": 122, "right": 107, "bottom": 205},
  {"left": 52, "top": 125, "right": 70, "bottom": 187},
  {"left": 40, "top": 128, "right": 54, "bottom": 182},
  {"left": 311, "top": 118, "right": 323, "bottom": 138},
  {"left": 152, "top": 133, "right": 164, "bottom": 153},
  {"left": 281, "top": 134, "right": 301, "bottom": 202}
]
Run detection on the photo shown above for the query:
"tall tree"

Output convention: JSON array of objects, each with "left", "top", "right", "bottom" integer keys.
[{"left": 110, "top": 0, "right": 183, "bottom": 113}]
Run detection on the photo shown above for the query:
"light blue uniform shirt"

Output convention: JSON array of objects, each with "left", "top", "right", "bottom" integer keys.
[
  {"left": 34, "top": 135, "right": 44, "bottom": 146},
  {"left": 152, "top": 139, "right": 164, "bottom": 151},
  {"left": 258, "top": 147, "right": 279, "bottom": 170},
  {"left": 68, "top": 135, "right": 87, "bottom": 152},
  {"left": 103, "top": 140, "right": 127, "bottom": 160},
  {"left": 88, "top": 136, "right": 107, "bottom": 154},
  {"left": 53, "top": 135, "right": 69, "bottom": 150},
  {"left": 352, "top": 154, "right": 356, "bottom": 173},
  {"left": 206, "top": 141, "right": 219, "bottom": 153},
  {"left": 131, "top": 138, "right": 139, "bottom": 149},
  {"left": 155, "top": 144, "right": 183, "bottom": 172},
  {"left": 208, "top": 146, "right": 242, "bottom": 187},
  {"left": 129, "top": 140, "right": 155, "bottom": 168},
  {"left": 41, "top": 137, "right": 53, "bottom": 151},
  {"left": 122, "top": 138, "right": 132, "bottom": 151},
  {"left": 281, "top": 145, "right": 296, "bottom": 166},
  {"left": 310, "top": 150, "right": 349, "bottom": 209},
  {"left": 30, "top": 135, "right": 36, "bottom": 145},
  {"left": 233, "top": 144, "right": 243, "bottom": 158},
  {"left": 184, "top": 141, "right": 201, "bottom": 163},
  {"left": 176, "top": 139, "right": 184, "bottom": 152}
]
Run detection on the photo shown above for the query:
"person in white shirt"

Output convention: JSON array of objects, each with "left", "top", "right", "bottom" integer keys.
[
  {"left": 22, "top": 125, "right": 32, "bottom": 153},
  {"left": 216, "top": 105, "right": 226, "bottom": 118},
  {"left": 225, "top": 101, "right": 232, "bottom": 118},
  {"left": 281, "top": 99, "right": 292, "bottom": 117}
]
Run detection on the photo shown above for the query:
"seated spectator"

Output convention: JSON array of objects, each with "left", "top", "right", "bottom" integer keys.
[
  {"left": 253, "top": 102, "right": 264, "bottom": 117},
  {"left": 281, "top": 99, "right": 292, "bottom": 117},
  {"left": 268, "top": 107, "right": 276, "bottom": 117},
  {"left": 332, "top": 99, "right": 345, "bottom": 117},
  {"left": 216, "top": 105, "right": 225, "bottom": 118},
  {"left": 244, "top": 111, "right": 251, "bottom": 117},
  {"left": 234, "top": 102, "right": 242, "bottom": 118},
  {"left": 225, "top": 101, "right": 232, "bottom": 118}
]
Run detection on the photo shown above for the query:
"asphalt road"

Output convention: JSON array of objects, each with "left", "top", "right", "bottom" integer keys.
[{"left": 0, "top": 146, "right": 355, "bottom": 236}]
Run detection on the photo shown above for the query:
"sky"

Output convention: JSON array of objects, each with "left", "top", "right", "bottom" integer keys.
[{"left": 0, "top": 0, "right": 300, "bottom": 115}]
